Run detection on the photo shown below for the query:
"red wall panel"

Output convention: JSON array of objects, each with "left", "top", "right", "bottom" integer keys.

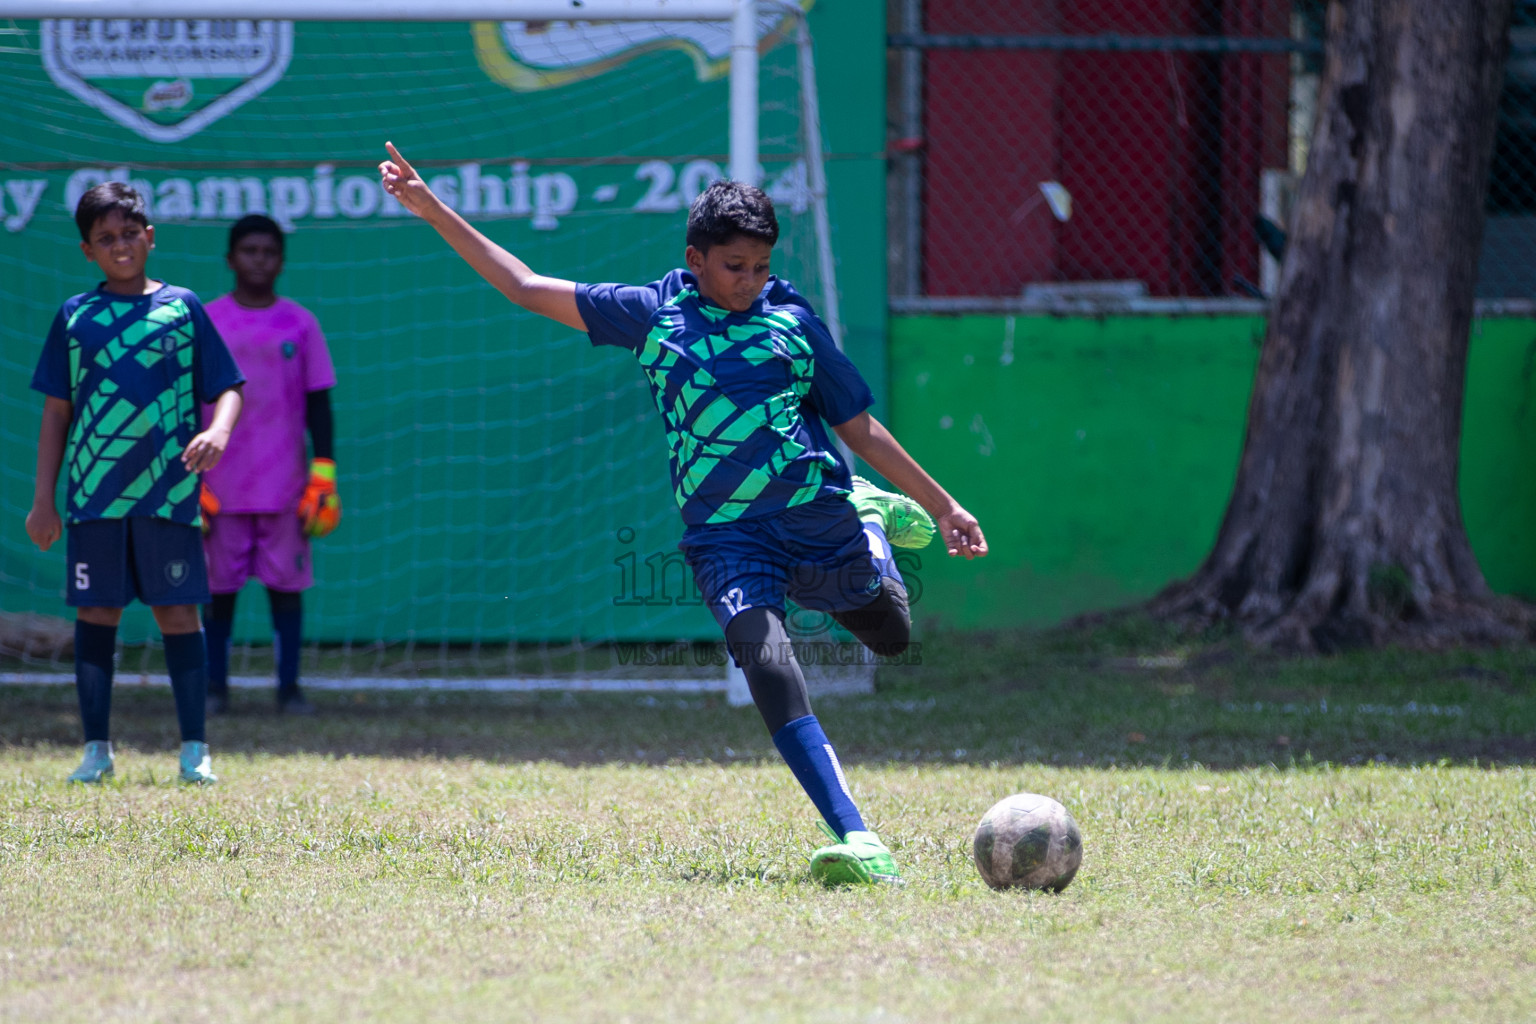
[
  {"left": 923, "top": 0, "right": 1062, "bottom": 294},
  {"left": 917, "top": 0, "right": 1291, "bottom": 298}
]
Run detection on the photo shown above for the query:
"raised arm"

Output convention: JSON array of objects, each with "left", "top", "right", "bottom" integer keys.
[
  {"left": 380, "top": 142, "right": 586, "bottom": 331},
  {"left": 833, "top": 411, "right": 987, "bottom": 560}
]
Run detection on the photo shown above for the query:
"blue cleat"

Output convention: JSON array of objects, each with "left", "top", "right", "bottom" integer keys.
[
  {"left": 66, "top": 740, "right": 114, "bottom": 784},
  {"left": 179, "top": 741, "right": 217, "bottom": 785}
]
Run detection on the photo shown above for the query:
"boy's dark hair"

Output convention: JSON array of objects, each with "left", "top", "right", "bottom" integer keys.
[
  {"left": 686, "top": 180, "right": 779, "bottom": 252},
  {"left": 228, "top": 213, "right": 285, "bottom": 254},
  {"left": 74, "top": 181, "right": 148, "bottom": 242}
]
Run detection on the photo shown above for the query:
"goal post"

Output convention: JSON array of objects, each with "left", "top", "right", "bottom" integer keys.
[{"left": 0, "top": 1, "right": 739, "bottom": 19}]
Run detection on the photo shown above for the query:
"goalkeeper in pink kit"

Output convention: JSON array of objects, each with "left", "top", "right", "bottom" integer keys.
[{"left": 200, "top": 214, "right": 340, "bottom": 715}]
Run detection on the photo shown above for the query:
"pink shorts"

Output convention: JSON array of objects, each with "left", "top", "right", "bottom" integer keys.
[{"left": 203, "top": 511, "right": 314, "bottom": 593}]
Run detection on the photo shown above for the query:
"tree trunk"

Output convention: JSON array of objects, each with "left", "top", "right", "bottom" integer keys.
[{"left": 1154, "top": 0, "right": 1523, "bottom": 649}]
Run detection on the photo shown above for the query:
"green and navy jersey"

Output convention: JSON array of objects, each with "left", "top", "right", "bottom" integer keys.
[
  {"left": 576, "top": 271, "right": 873, "bottom": 525},
  {"left": 31, "top": 283, "right": 244, "bottom": 526}
]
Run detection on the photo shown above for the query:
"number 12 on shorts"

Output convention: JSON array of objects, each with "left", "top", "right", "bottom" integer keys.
[
  {"left": 721, "top": 587, "right": 752, "bottom": 616},
  {"left": 75, "top": 563, "right": 90, "bottom": 590}
]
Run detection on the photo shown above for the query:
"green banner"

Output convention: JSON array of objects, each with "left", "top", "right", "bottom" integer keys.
[{"left": 0, "top": 10, "right": 886, "bottom": 644}]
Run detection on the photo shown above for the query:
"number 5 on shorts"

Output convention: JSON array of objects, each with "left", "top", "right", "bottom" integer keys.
[{"left": 75, "top": 562, "right": 90, "bottom": 590}]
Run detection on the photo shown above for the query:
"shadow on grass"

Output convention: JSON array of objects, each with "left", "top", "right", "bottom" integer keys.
[{"left": 5, "top": 619, "right": 1536, "bottom": 769}]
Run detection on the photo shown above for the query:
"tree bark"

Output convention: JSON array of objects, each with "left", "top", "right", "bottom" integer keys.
[{"left": 1153, "top": 0, "right": 1524, "bottom": 649}]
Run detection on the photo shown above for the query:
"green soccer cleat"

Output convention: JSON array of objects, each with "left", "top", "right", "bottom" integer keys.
[
  {"left": 178, "top": 741, "right": 217, "bottom": 785},
  {"left": 849, "top": 476, "right": 936, "bottom": 550},
  {"left": 66, "top": 740, "right": 114, "bottom": 784},
  {"left": 810, "top": 822, "right": 902, "bottom": 886}
]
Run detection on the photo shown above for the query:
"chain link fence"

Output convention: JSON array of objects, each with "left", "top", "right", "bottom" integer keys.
[{"left": 888, "top": 0, "right": 1536, "bottom": 308}]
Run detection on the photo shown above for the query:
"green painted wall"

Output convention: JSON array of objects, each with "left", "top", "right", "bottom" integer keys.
[{"left": 889, "top": 314, "right": 1536, "bottom": 630}]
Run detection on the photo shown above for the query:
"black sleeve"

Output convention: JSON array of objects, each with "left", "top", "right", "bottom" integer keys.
[{"left": 306, "top": 388, "right": 334, "bottom": 461}]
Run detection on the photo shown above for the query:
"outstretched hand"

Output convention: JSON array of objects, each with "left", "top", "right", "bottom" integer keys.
[
  {"left": 937, "top": 507, "right": 987, "bottom": 559},
  {"left": 182, "top": 425, "right": 231, "bottom": 473},
  {"left": 379, "top": 141, "right": 436, "bottom": 218},
  {"left": 25, "top": 504, "right": 62, "bottom": 552}
]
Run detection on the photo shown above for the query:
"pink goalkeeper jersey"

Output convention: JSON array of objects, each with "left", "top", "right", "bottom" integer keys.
[{"left": 202, "top": 295, "right": 336, "bottom": 513}]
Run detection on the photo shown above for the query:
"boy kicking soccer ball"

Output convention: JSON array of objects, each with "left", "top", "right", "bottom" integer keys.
[
  {"left": 201, "top": 214, "right": 340, "bottom": 716},
  {"left": 26, "top": 182, "right": 245, "bottom": 785},
  {"left": 380, "top": 143, "right": 986, "bottom": 884}
]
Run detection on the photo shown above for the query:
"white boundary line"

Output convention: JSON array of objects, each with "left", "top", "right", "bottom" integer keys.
[{"left": 0, "top": 672, "right": 727, "bottom": 693}]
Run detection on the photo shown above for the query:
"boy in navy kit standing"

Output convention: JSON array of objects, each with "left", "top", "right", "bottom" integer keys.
[
  {"left": 381, "top": 143, "right": 987, "bottom": 884},
  {"left": 25, "top": 182, "right": 245, "bottom": 785}
]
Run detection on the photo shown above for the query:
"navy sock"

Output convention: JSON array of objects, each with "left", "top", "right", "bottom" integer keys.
[
  {"left": 74, "top": 620, "right": 117, "bottom": 743},
  {"left": 772, "top": 715, "right": 866, "bottom": 839},
  {"left": 203, "top": 615, "right": 232, "bottom": 696},
  {"left": 162, "top": 631, "right": 207, "bottom": 743},
  {"left": 270, "top": 601, "right": 302, "bottom": 698}
]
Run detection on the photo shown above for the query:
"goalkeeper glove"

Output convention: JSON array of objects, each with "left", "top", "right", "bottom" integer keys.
[
  {"left": 199, "top": 482, "right": 221, "bottom": 537},
  {"left": 296, "top": 458, "right": 342, "bottom": 538}
]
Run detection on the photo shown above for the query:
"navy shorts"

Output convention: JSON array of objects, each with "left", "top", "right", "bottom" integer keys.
[
  {"left": 680, "top": 495, "right": 903, "bottom": 632},
  {"left": 65, "top": 517, "right": 210, "bottom": 608}
]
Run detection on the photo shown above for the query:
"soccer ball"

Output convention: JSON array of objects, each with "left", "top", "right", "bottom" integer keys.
[{"left": 972, "top": 793, "right": 1083, "bottom": 892}]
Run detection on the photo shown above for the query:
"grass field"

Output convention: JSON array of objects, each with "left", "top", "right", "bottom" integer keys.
[{"left": 3, "top": 626, "right": 1534, "bottom": 1023}]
